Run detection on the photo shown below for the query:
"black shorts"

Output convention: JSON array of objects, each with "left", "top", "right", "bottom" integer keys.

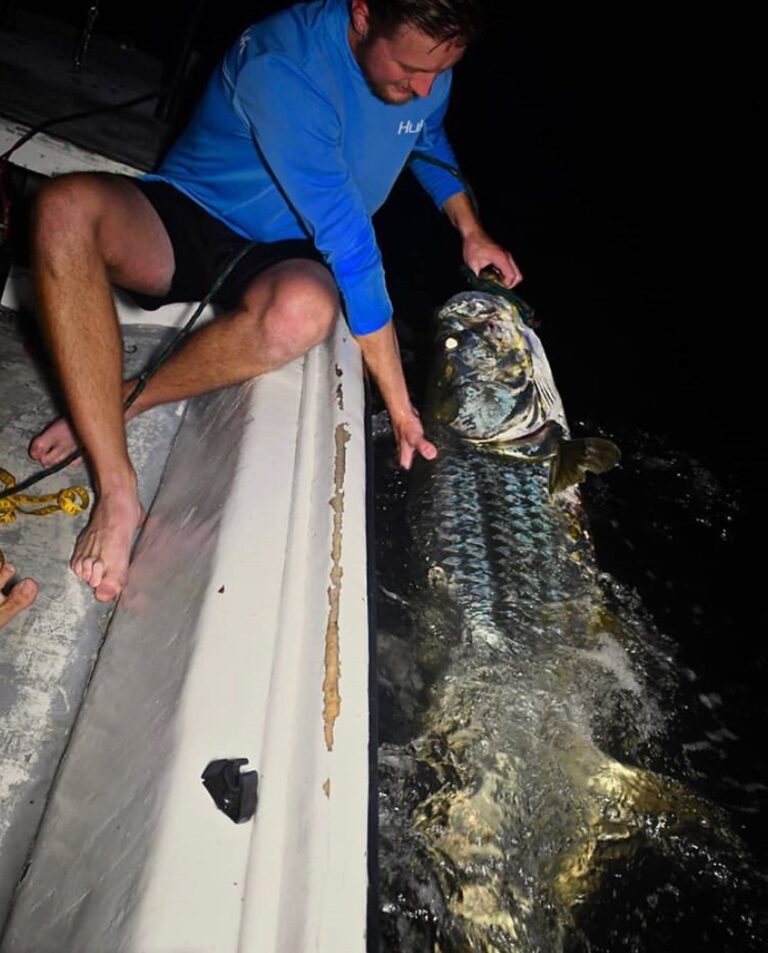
[{"left": 124, "top": 179, "right": 328, "bottom": 311}]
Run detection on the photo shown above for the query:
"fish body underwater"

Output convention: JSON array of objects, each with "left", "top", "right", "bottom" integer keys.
[{"left": 376, "top": 291, "right": 765, "bottom": 952}]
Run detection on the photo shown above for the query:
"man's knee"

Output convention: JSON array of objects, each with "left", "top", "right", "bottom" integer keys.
[
  {"left": 270, "top": 269, "right": 338, "bottom": 344},
  {"left": 32, "top": 173, "right": 111, "bottom": 249},
  {"left": 245, "top": 263, "right": 339, "bottom": 363},
  {"left": 31, "top": 174, "right": 174, "bottom": 295}
]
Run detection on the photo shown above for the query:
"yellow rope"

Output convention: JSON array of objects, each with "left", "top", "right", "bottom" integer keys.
[{"left": 0, "top": 468, "right": 89, "bottom": 569}]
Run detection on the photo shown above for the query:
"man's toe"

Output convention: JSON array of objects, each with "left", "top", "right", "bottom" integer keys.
[
  {"left": 95, "top": 576, "right": 121, "bottom": 603},
  {"left": 0, "top": 578, "right": 38, "bottom": 625},
  {"left": 13, "top": 578, "right": 38, "bottom": 609}
]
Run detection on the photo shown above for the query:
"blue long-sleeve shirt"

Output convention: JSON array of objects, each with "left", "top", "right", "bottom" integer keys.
[{"left": 147, "top": 0, "right": 463, "bottom": 334}]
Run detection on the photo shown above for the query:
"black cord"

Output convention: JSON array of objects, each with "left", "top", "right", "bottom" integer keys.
[
  {"left": 0, "top": 240, "right": 255, "bottom": 502},
  {"left": 409, "top": 150, "right": 479, "bottom": 218},
  {"left": 0, "top": 91, "right": 162, "bottom": 241},
  {"left": 0, "top": 91, "right": 161, "bottom": 164}
]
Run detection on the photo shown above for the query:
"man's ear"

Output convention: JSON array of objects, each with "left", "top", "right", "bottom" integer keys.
[{"left": 349, "top": 0, "right": 371, "bottom": 39}]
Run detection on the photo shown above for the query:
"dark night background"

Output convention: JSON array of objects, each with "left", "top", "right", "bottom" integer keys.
[
  {"left": 384, "top": 10, "right": 766, "bottom": 862},
  {"left": 6, "top": 0, "right": 766, "bottom": 925}
]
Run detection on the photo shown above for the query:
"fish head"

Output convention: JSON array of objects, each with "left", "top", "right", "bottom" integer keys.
[{"left": 431, "top": 291, "right": 566, "bottom": 445}]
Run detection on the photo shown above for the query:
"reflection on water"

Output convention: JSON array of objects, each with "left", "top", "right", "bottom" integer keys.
[{"left": 374, "top": 419, "right": 767, "bottom": 952}]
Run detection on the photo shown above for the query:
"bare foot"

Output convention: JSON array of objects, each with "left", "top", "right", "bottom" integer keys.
[
  {"left": 70, "top": 490, "right": 144, "bottom": 602},
  {"left": 0, "top": 563, "right": 39, "bottom": 629},
  {"left": 28, "top": 416, "right": 80, "bottom": 466},
  {"left": 30, "top": 381, "right": 139, "bottom": 467}
]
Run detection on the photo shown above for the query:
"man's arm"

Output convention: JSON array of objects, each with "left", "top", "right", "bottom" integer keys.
[
  {"left": 409, "top": 101, "right": 524, "bottom": 288},
  {"left": 443, "top": 191, "right": 524, "bottom": 288},
  {"left": 234, "top": 54, "right": 393, "bottom": 337},
  {"left": 357, "top": 189, "right": 523, "bottom": 467},
  {"left": 234, "top": 56, "right": 439, "bottom": 467},
  {"left": 356, "top": 320, "right": 436, "bottom": 469}
]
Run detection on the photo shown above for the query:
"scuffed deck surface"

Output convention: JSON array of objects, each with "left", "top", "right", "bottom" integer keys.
[
  {"left": 0, "top": 315, "right": 370, "bottom": 953},
  {"left": 0, "top": 313, "right": 185, "bottom": 925}
]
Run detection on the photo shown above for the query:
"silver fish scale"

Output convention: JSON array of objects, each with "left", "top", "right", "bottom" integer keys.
[
  {"left": 475, "top": 451, "right": 596, "bottom": 617},
  {"left": 412, "top": 443, "right": 499, "bottom": 647},
  {"left": 411, "top": 433, "right": 595, "bottom": 652}
]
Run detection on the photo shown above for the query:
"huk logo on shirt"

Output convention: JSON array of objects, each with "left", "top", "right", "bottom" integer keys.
[{"left": 397, "top": 119, "right": 425, "bottom": 135}]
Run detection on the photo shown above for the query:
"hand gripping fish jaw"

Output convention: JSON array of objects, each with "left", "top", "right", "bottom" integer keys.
[{"left": 429, "top": 291, "right": 620, "bottom": 493}]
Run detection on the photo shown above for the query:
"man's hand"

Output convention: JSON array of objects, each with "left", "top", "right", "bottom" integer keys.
[
  {"left": 443, "top": 192, "right": 523, "bottom": 288},
  {"left": 463, "top": 227, "right": 523, "bottom": 289},
  {"left": 355, "top": 321, "right": 438, "bottom": 469},
  {"left": 392, "top": 406, "right": 437, "bottom": 470}
]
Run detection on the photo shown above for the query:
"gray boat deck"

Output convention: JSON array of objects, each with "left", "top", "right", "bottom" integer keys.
[{"left": 0, "top": 309, "right": 185, "bottom": 922}]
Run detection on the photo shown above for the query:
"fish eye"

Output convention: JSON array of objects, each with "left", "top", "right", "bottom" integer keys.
[{"left": 444, "top": 336, "right": 459, "bottom": 351}]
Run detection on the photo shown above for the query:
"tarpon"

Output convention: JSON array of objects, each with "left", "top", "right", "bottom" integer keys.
[{"left": 377, "top": 289, "right": 757, "bottom": 952}]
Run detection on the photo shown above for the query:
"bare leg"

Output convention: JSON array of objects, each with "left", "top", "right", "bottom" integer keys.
[
  {"left": 123, "top": 257, "right": 339, "bottom": 411},
  {"left": 31, "top": 174, "right": 174, "bottom": 601},
  {"left": 30, "top": 173, "right": 338, "bottom": 601},
  {"left": 29, "top": 175, "right": 173, "bottom": 468},
  {"left": 29, "top": 257, "right": 339, "bottom": 459}
]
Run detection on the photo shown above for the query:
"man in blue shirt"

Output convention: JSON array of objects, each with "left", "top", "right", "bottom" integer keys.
[{"left": 28, "top": 0, "right": 522, "bottom": 601}]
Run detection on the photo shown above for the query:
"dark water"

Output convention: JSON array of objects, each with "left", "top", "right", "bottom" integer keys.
[
  {"left": 372, "top": 13, "right": 766, "bottom": 951},
  {"left": 372, "top": 418, "right": 766, "bottom": 950}
]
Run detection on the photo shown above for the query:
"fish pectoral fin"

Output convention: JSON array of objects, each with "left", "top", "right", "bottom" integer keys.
[{"left": 549, "top": 438, "right": 621, "bottom": 494}]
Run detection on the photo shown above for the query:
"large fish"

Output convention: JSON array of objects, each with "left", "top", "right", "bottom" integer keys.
[{"left": 377, "top": 288, "right": 755, "bottom": 952}]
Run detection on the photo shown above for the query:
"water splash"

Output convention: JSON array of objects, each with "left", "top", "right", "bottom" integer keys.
[{"left": 374, "top": 424, "right": 768, "bottom": 952}]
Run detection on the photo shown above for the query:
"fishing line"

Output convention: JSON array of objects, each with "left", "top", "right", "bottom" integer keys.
[
  {"left": 409, "top": 151, "right": 536, "bottom": 324},
  {"left": 409, "top": 150, "right": 480, "bottom": 218}
]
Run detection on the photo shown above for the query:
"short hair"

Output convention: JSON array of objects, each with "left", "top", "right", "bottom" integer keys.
[{"left": 366, "top": 0, "right": 488, "bottom": 45}]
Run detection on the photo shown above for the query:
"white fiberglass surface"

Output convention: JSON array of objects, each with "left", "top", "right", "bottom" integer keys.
[{"left": 1, "top": 316, "right": 370, "bottom": 953}]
